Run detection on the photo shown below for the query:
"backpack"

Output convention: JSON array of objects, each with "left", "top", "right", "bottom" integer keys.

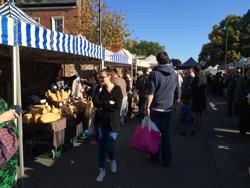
[{"left": 0, "top": 122, "right": 19, "bottom": 169}]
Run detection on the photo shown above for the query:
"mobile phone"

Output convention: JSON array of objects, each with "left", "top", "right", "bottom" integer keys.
[{"left": 10, "top": 105, "right": 24, "bottom": 115}]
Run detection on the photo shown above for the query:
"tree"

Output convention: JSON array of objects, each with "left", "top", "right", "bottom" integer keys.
[
  {"left": 76, "top": 0, "right": 131, "bottom": 51},
  {"left": 239, "top": 9, "right": 250, "bottom": 57},
  {"left": 171, "top": 58, "right": 182, "bottom": 67},
  {"left": 199, "top": 15, "right": 242, "bottom": 66},
  {"left": 125, "top": 40, "right": 165, "bottom": 56}
]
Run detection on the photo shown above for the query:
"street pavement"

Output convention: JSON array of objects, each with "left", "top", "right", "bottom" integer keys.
[{"left": 17, "top": 90, "right": 250, "bottom": 188}]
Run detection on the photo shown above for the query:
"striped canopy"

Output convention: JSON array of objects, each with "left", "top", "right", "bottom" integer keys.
[
  {"left": 0, "top": 1, "right": 39, "bottom": 25},
  {"left": 0, "top": 1, "right": 130, "bottom": 63}
]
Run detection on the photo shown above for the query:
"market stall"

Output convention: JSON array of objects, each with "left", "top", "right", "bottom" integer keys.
[
  {"left": 0, "top": 1, "right": 104, "bottom": 179},
  {"left": 0, "top": 2, "right": 130, "bottom": 168}
]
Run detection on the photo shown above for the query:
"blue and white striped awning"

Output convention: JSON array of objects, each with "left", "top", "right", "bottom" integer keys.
[
  {"left": 0, "top": 2, "right": 104, "bottom": 59},
  {"left": 0, "top": 15, "right": 16, "bottom": 46},
  {"left": 0, "top": 1, "right": 39, "bottom": 25},
  {"left": 104, "top": 49, "right": 130, "bottom": 64},
  {"left": 16, "top": 20, "right": 104, "bottom": 58},
  {"left": 17, "top": 19, "right": 76, "bottom": 54},
  {"left": 112, "top": 53, "right": 129, "bottom": 64},
  {"left": 75, "top": 35, "right": 104, "bottom": 59},
  {"left": 0, "top": 2, "right": 129, "bottom": 63}
]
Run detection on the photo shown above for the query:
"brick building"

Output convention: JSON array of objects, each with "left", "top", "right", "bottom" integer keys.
[{"left": 16, "top": 0, "right": 79, "bottom": 34}]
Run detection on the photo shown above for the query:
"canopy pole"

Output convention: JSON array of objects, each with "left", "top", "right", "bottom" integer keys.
[
  {"left": 101, "top": 59, "right": 104, "bottom": 69},
  {"left": 135, "top": 59, "right": 138, "bottom": 80},
  {"left": 131, "top": 60, "right": 133, "bottom": 80},
  {"left": 12, "top": 47, "right": 17, "bottom": 105},
  {"left": 13, "top": 45, "right": 25, "bottom": 187},
  {"left": 16, "top": 45, "right": 24, "bottom": 179}
]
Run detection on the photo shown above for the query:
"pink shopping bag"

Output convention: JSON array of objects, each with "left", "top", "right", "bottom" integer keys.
[{"left": 131, "top": 117, "right": 161, "bottom": 154}]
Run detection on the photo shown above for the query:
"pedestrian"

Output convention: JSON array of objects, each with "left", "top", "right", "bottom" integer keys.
[
  {"left": 93, "top": 69, "right": 123, "bottom": 183},
  {"left": 190, "top": 67, "right": 207, "bottom": 136},
  {"left": 145, "top": 51, "right": 180, "bottom": 166},
  {"left": 111, "top": 68, "right": 128, "bottom": 126},
  {"left": 235, "top": 68, "right": 250, "bottom": 135},
  {"left": 181, "top": 69, "right": 192, "bottom": 98},
  {"left": 123, "top": 70, "right": 133, "bottom": 118}
]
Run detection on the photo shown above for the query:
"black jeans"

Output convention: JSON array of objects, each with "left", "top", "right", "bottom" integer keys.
[
  {"left": 127, "top": 93, "right": 132, "bottom": 117},
  {"left": 138, "top": 96, "right": 147, "bottom": 118},
  {"left": 150, "top": 110, "right": 172, "bottom": 163}
]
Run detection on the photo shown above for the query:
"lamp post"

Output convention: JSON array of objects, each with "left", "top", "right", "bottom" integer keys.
[
  {"left": 224, "top": 26, "right": 228, "bottom": 67},
  {"left": 99, "top": 0, "right": 104, "bottom": 69}
]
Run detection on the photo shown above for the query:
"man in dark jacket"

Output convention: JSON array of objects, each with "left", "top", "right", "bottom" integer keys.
[{"left": 145, "top": 51, "right": 180, "bottom": 166}]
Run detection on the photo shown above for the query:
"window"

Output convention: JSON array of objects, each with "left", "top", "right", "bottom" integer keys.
[
  {"left": 32, "top": 17, "right": 40, "bottom": 24},
  {"left": 51, "top": 17, "right": 64, "bottom": 32}
]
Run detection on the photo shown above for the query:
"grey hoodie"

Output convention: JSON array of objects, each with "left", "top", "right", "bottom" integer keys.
[{"left": 147, "top": 64, "right": 180, "bottom": 111}]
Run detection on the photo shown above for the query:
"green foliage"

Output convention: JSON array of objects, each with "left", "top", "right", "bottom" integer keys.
[
  {"left": 171, "top": 58, "right": 182, "bottom": 67},
  {"left": 199, "top": 14, "right": 244, "bottom": 66},
  {"left": 77, "top": 0, "right": 131, "bottom": 51},
  {"left": 240, "top": 9, "right": 250, "bottom": 57},
  {"left": 125, "top": 40, "right": 165, "bottom": 56}
]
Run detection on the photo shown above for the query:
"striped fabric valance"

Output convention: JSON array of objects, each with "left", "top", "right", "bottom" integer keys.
[
  {"left": 75, "top": 35, "right": 104, "bottom": 60},
  {"left": 104, "top": 49, "right": 130, "bottom": 64},
  {"left": 104, "top": 49, "right": 131, "bottom": 64},
  {"left": 112, "top": 53, "right": 129, "bottom": 64},
  {"left": 17, "top": 20, "right": 76, "bottom": 54},
  {"left": 0, "top": 2, "right": 130, "bottom": 64},
  {"left": 0, "top": 15, "right": 15, "bottom": 46},
  {"left": 16, "top": 18, "right": 104, "bottom": 59}
]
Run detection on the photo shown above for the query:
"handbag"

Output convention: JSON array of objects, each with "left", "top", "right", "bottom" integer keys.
[
  {"left": 84, "top": 96, "right": 94, "bottom": 118},
  {"left": 131, "top": 117, "right": 161, "bottom": 154},
  {"left": 0, "top": 122, "right": 19, "bottom": 169}
]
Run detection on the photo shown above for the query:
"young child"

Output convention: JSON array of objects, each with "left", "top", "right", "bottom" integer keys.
[{"left": 179, "top": 95, "right": 193, "bottom": 136}]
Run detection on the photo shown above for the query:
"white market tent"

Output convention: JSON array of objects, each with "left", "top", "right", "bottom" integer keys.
[
  {"left": 134, "top": 54, "right": 157, "bottom": 68},
  {"left": 145, "top": 55, "right": 157, "bottom": 67},
  {"left": 205, "top": 65, "right": 219, "bottom": 75}
]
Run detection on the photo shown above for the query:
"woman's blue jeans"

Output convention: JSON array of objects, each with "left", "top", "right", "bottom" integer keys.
[{"left": 97, "top": 126, "right": 116, "bottom": 168}]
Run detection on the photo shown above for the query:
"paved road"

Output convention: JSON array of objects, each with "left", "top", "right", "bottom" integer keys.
[{"left": 17, "top": 91, "right": 250, "bottom": 188}]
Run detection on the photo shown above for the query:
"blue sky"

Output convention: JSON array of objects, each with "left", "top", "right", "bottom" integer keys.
[{"left": 106, "top": 0, "right": 250, "bottom": 63}]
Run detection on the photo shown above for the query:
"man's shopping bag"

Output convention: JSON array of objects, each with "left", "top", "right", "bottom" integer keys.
[{"left": 131, "top": 117, "right": 161, "bottom": 154}]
